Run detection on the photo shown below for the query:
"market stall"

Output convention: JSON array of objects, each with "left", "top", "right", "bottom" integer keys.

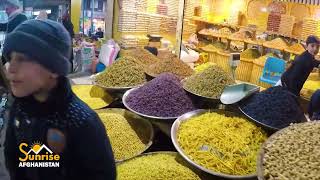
[{"left": 70, "top": 0, "right": 320, "bottom": 179}]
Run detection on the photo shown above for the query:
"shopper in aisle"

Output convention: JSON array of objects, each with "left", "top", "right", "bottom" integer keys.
[
  {"left": 62, "top": 11, "right": 75, "bottom": 72},
  {"left": 0, "top": 0, "right": 27, "bottom": 33},
  {"left": 308, "top": 89, "right": 320, "bottom": 120},
  {"left": 279, "top": 35, "right": 320, "bottom": 96},
  {"left": 95, "top": 27, "right": 104, "bottom": 39},
  {"left": 2, "top": 19, "right": 116, "bottom": 180}
]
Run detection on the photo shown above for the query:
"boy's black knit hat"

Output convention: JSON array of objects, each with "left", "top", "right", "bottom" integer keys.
[
  {"left": 3, "top": 19, "right": 71, "bottom": 76},
  {"left": 306, "top": 35, "right": 320, "bottom": 45}
]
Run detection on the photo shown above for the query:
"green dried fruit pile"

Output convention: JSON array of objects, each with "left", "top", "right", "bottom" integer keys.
[
  {"left": 95, "top": 56, "right": 146, "bottom": 87},
  {"left": 183, "top": 65, "right": 235, "bottom": 98},
  {"left": 262, "top": 122, "right": 320, "bottom": 180}
]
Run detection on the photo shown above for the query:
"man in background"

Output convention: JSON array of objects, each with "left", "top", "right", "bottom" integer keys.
[
  {"left": 0, "top": 0, "right": 27, "bottom": 33},
  {"left": 95, "top": 27, "right": 104, "bottom": 39}
]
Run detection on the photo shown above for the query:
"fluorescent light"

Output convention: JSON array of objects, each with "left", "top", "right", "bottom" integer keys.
[{"left": 33, "top": 10, "right": 51, "bottom": 16}]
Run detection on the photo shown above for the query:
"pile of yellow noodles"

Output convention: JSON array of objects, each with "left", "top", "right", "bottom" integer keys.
[
  {"left": 71, "top": 85, "right": 112, "bottom": 110},
  {"left": 177, "top": 112, "right": 267, "bottom": 176},
  {"left": 117, "top": 153, "right": 201, "bottom": 180},
  {"left": 98, "top": 112, "right": 150, "bottom": 161}
]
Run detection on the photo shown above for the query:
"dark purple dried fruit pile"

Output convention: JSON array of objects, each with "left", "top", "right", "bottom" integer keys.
[
  {"left": 241, "top": 86, "right": 305, "bottom": 129},
  {"left": 126, "top": 73, "right": 195, "bottom": 118}
]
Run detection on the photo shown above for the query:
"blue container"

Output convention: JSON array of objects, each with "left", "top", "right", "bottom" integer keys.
[{"left": 96, "top": 62, "right": 106, "bottom": 73}]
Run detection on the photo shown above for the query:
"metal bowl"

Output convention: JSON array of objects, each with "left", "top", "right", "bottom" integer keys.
[
  {"left": 95, "top": 108, "right": 154, "bottom": 163},
  {"left": 122, "top": 88, "right": 179, "bottom": 121},
  {"left": 256, "top": 121, "right": 320, "bottom": 180},
  {"left": 238, "top": 105, "right": 279, "bottom": 132},
  {"left": 238, "top": 100, "right": 307, "bottom": 132},
  {"left": 171, "top": 109, "right": 257, "bottom": 179}
]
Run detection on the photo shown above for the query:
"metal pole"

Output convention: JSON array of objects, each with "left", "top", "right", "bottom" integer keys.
[
  {"left": 91, "top": 0, "right": 95, "bottom": 34},
  {"left": 82, "top": 0, "right": 85, "bottom": 34},
  {"left": 175, "top": 0, "right": 186, "bottom": 58}
]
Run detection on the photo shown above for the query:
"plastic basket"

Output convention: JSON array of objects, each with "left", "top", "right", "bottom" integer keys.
[
  {"left": 216, "top": 50, "right": 232, "bottom": 74},
  {"left": 235, "top": 58, "right": 254, "bottom": 82}
]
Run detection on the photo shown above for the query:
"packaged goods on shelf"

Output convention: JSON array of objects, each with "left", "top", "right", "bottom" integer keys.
[
  {"left": 279, "top": 15, "right": 295, "bottom": 36},
  {"left": 160, "top": 16, "right": 177, "bottom": 34},
  {"left": 119, "top": 35, "right": 148, "bottom": 49},
  {"left": 201, "top": 5, "right": 209, "bottom": 19},
  {"left": 136, "top": 13, "right": 149, "bottom": 33},
  {"left": 301, "top": 18, "right": 320, "bottom": 40},
  {"left": 146, "top": 0, "right": 158, "bottom": 13},
  {"left": 118, "top": 10, "right": 138, "bottom": 32},
  {"left": 157, "top": 3, "right": 168, "bottom": 15},
  {"left": 167, "top": 0, "right": 179, "bottom": 17},
  {"left": 119, "top": 0, "right": 137, "bottom": 11},
  {"left": 184, "top": 0, "right": 195, "bottom": 19},
  {"left": 148, "top": 14, "right": 162, "bottom": 34},
  {"left": 228, "top": 11, "right": 239, "bottom": 26},
  {"left": 135, "top": 0, "right": 147, "bottom": 12},
  {"left": 267, "top": 13, "right": 281, "bottom": 32},
  {"left": 183, "top": 20, "right": 197, "bottom": 36}
]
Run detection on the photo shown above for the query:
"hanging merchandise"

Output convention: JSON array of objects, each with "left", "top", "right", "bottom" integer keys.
[{"left": 99, "top": 40, "right": 120, "bottom": 67}]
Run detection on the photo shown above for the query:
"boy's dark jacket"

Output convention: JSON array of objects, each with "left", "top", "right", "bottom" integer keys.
[
  {"left": 4, "top": 77, "right": 116, "bottom": 180},
  {"left": 281, "top": 50, "right": 320, "bottom": 96}
]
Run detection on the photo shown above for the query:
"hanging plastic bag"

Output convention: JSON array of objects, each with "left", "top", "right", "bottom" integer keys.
[{"left": 98, "top": 39, "right": 120, "bottom": 67}]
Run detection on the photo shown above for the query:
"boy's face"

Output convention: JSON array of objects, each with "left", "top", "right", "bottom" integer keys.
[
  {"left": 306, "top": 43, "right": 320, "bottom": 56},
  {"left": 6, "top": 52, "right": 57, "bottom": 97}
]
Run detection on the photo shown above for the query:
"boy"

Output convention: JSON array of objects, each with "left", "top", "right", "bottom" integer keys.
[
  {"left": 2, "top": 20, "right": 116, "bottom": 180},
  {"left": 280, "top": 35, "right": 320, "bottom": 96}
]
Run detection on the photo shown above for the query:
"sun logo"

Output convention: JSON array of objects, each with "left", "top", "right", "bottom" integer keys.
[{"left": 30, "top": 141, "right": 42, "bottom": 154}]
